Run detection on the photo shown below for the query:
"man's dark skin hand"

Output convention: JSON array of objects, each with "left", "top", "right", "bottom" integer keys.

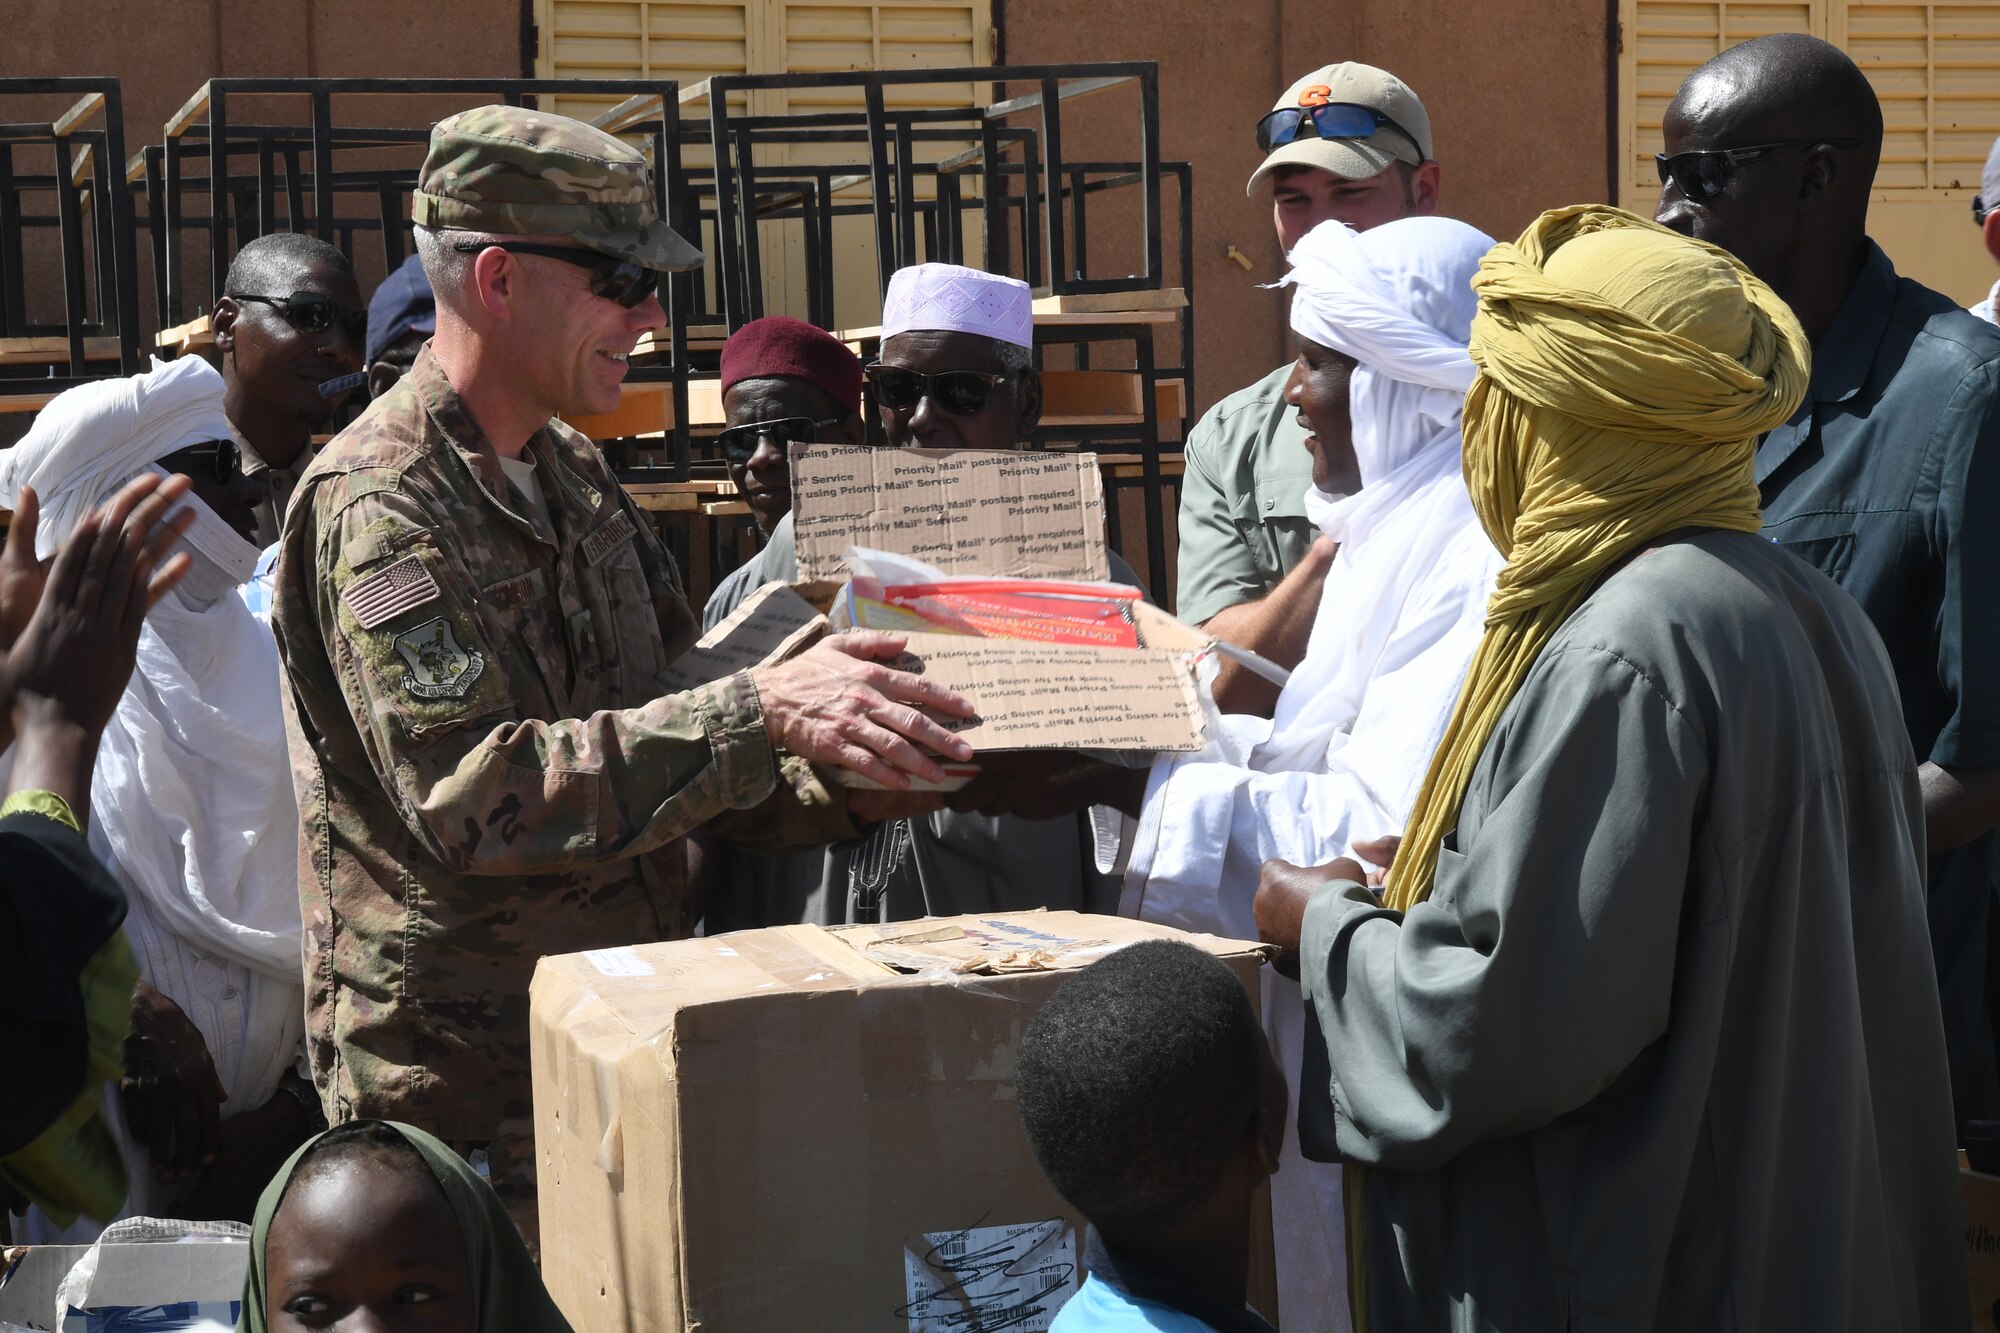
[
  {"left": 1254, "top": 836, "right": 1400, "bottom": 977},
  {"left": 121, "top": 978, "right": 227, "bottom": 1184},
  {"left": 175, "top": 1072, "right": 319, "bottom": 1223},
  {"left": 945, "top": 751, "right": 1149, "bottom": 821}
]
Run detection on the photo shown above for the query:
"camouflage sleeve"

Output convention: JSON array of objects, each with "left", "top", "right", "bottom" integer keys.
[{"left": 310, "top": 480, "right": 784, "bottom": 874}]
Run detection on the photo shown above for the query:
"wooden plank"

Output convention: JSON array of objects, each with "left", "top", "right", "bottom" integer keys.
[
  {"left": 156, "top": 314, "right": 214, "bottom": 354},
  {"left": 164, "top": 81, "right": 214, "bottom": 140},
  {"left": 561, "top": 380, "right": 671, "bottom": 439},
  {"left": 701, "top": 499, "right": 752, "bottom": 516},
  {"left": 623, "top": 489, "right": 704, "bottom": 514},
  {"left": 0, "top": 389, "right": 63, "bottom": 413},
  {"left": 0, "top": 336, "right": 122, "bottom": 367},
  {"left": 1026, "top": 371, "right": 1188, "bottom": 427},
  {"left": 1030, "top": 286, "right": 1186, "bottom": 315},
  {"left": 51, "top": 91, "right": 105, "bottom": 137},
  {"left": 590, "top": 94, "right": 663, "bottom": 136}
]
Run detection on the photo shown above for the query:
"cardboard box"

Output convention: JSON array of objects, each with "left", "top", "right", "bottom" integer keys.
[
  {"left": 531, "top": 911, "right": 1278, "bottom": 1333},
  {"left": 790, "top": 445, "right": 1109, "bottom": 583},
  {"left": 0, "top": 1219, "right": 248, "bottom": 1332}
]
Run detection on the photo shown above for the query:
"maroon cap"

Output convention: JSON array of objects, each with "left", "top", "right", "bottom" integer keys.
[{"left": 719, "top": 316, "right": 864, "bottom": 414}]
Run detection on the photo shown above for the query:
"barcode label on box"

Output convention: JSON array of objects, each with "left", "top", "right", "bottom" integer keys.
[
  {"left": 901, "top": 1219, "right": 1077, "bottom": 1332},
  {"left": 583, "top": 947, "right": 655, "bottom": 977}
]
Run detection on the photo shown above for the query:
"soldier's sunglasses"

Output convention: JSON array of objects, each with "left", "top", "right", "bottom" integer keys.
[
  {"left": 717, "top": 415, "right": 848, "bottom": 465},
  {"left": 231, "top": 291, "right": 367, "bottom": 345},
  {"left": 865, "top": 364, "right": 1016, "bottom": 416},
  {"left": 452, "top": 240, "right": 661, "bottom": 309},
  {"left": 1255, "top": 102, "right": 1418, "bottom": 155},
  {"left": 165, "top": 439, "right": 242, "bottom": 486},
  {"left": 1654, "top": 138, "right": 1862, "bottom": 203}
]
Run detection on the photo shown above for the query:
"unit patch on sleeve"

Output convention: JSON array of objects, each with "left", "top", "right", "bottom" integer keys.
[
  {"left": 392, "top": 617, "right": 487, "bottom": 699},
  {"left": 343, "top": 553, "right": 443, "bottom": 629}
]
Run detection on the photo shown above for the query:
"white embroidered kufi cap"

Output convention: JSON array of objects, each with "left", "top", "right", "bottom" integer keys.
[{"left": 880, "top": 262, "right": 1033, "bottom": 348}]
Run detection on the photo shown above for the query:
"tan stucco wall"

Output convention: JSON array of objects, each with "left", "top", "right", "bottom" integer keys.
[
  {"left": 0, "top": 0, "right": 519, "bottom": 338},
  {"left": 998, "top": 0, "right": 1613, "bottom": 415}
]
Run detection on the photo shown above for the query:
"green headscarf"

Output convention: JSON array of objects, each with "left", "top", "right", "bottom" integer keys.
[{"left": 236, "top": 1120, "right": 574, "bottom": 1333}]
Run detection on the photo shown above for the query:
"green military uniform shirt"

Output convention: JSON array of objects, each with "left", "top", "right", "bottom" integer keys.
[
  {"left": 1173, "top": 362, "right": 1315, "bottom": 625},
  {"left": 272, "top": 347, "right": 851, "bottom": 1140}
]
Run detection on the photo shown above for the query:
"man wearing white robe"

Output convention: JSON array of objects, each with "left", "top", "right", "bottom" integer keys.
[
  {"left": 0, "top": 357, "right": 312, "bottom": 1236},
  {"left": 1126, "top": 216, "right": 1503, "bottom": 1324}
]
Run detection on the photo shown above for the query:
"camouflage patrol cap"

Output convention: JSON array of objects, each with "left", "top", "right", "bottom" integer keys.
[{"left": 413, "top": 104, "right": 704, "bottom": 273}]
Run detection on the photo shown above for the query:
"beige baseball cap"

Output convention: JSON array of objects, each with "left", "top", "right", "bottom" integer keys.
[{"left": 1246, "top": 62, "right": 1433, "bottom": 196}]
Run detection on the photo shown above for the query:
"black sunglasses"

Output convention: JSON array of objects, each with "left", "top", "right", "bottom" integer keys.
[
  {"left": 865, "top": 364, "right": 1016, "bottom": 416},
  {"left": 232, "top": 291, "right": 366, "bottom": 345},
  {"left": 717, "top": 415, "right": 848, "bottom": 465},
  {"left": 1255, "top": 102, "right": 1418, "bottom": 156},
  {"left": 1655, "top": 138, "right": 1862, "bottom": 203},
  {"left": 452, "top": 239, "right": 661, "bottom": 309},
  {"left": 167, "top": 438, "right": 242, "bottom": 486}
]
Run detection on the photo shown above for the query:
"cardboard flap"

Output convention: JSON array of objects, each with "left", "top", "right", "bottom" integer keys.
[
  {"left": 898, "top": 631, "right": 1204, "bottom": 752},
  {"left": 789, "top": 444, "right": 1108, "bottom": 582},
  {"left": 657, "top": 581, "right": 828, "bottom": 692},
  {"left": 833, "top": 911, "right": 1275, "bottom": 976}
]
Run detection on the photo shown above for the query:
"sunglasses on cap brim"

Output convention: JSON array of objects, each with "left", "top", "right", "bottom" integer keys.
[
  {"left": 451, "top": 239, "right": 662, "bottom": 309},
  {"left": 717, "top": 415, "right": 849, "bottom": 464},
  {"left": 231, "top": 291, "right": 367, "bottom": 345},
  {"left": 1654, "top": 138, "right": 1862, "bottom": 204},
  {"left": 864, "top": 364, "right": 1016, "bottom": 416},
  {"left": 1255, "top": 102, "right": 1418, "bottom": 157}
]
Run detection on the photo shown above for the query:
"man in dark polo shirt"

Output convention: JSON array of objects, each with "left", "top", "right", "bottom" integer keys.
[{"left": 1659, "top": 33, "right": 2000, "bottom": 1133}]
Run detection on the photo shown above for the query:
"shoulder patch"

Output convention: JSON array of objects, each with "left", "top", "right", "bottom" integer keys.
[
  {"left": 343, "top": 553, "right": 443, "bottom": 629},
  {"left": 580, "top": 509, "right": 638, "bottom": 566},
  {"left": 392, "top": 617, "right": 487, "bottom": 699}
]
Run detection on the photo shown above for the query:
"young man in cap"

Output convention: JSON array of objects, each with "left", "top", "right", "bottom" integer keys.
[
  {"left": 364, "top": 252, "right": 437, "bottom": 399},
  {"left": 270, "top": 105, "right": 975, "bottom": 1243},
  {"left": 209, "top": 233, "right": 365, "bottom": 545},
  {"left": 1180, "top": 62, "right": 1441, "bottom": 713}
]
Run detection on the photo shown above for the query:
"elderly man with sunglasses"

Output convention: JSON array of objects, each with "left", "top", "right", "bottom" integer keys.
[
  {"left": 269, "top": 106, "right": 977, "bottom": 1246},
  {"left": 1657, "top": 34, "right": 2000, "bottom": 1141},
  {"left": 693, "top": 262, "right": 1138, "bottom": 934},
  {"left": 1177, "top": 62, "right": 1441, "bottom": 715},
  {"left": 209, "top": 233, "right": 366, "bottom": 546}
]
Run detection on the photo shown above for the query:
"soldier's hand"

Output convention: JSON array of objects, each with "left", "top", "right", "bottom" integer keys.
[
  {"left": 752, "top": 630, "right": 975, "bottom": 790},
  {"left": 120, "top": 979, "right": 226, "bottom": 1183}
]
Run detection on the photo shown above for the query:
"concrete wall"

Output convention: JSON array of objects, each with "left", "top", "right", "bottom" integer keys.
[{"left": 998, "top": 0, "right": 1613, "bottom": 414}]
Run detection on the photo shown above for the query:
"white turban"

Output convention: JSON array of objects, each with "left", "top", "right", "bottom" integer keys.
[
  {"left": 1280, "top": 216, "right": 1495, "bottom": 546},
  {"left": 0, "top": 356, "right": 234, "bottom": 556}
]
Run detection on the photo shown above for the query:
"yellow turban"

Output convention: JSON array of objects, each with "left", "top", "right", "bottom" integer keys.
[{"left": 1381, "top": 205, "right": 1809, "bottom": 915}]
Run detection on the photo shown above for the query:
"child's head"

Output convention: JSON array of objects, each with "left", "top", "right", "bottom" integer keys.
[
  {"left": 1016, "top": 940, "right": 1286, "bottom": 1250},
  {"left": 240, "top": 1120, "right": 572, "bottom": 1333}
]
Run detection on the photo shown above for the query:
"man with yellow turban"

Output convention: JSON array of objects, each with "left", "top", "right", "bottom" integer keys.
[{"left": 1254, "top": 206, "right": 1966, "bottom": 1330}]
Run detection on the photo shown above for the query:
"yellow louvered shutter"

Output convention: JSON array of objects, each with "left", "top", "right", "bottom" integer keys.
[{"left": 1619, "top": 0, "right": 2000, "bottom": 303}]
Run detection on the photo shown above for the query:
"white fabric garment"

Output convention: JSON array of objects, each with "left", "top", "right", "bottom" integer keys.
[
  {"left": 1124, "top": 216, "right": 1503, "bottom": 1329},
  {"left": 0, "top": 356, "right": 231, "bottom": 556},
  {"left": 2, "top": 360, "right": 303, "bottom": 1243}
]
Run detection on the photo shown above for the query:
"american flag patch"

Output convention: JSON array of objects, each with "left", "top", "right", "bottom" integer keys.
[{"left": 342, "top": 553, "right": 442, "bottom": 629}]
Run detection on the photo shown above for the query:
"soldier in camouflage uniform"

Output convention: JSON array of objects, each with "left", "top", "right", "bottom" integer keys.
[{"left": 269, "top": 105, "right": 974, "bottom": 1246}]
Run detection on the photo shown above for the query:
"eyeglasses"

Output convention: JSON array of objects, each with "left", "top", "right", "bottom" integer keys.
[
  {"left": 1654, "top": 138, "right": 1862, "bottom": 203},
  {"left": 1976, "top": 194, "right": 1991, "bottom": 226},
  {"left": 231, "top": 291, "right": 367, "bottom": 345},
  {"left": 451, "top": 240, "right": 662, "bottom": 309},
  {"left": 865, "top": 364, "right": 1016, "bottom": 416},
  {"left": 1255, "top": 102, "right": 1419, "bottom": 156},
  {"left": 166, "top": 439, "right": 242, "bottom": 486},
  {"left": 717, "top": 415, "right": 848, "bottom": 465}
]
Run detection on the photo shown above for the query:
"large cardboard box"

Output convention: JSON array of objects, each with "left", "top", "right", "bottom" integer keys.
[{"left": 530, "top": 912, "right": 1278, "bottom": 1333}]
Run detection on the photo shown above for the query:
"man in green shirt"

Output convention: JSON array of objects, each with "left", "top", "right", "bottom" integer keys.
[{"left": 1178, "top": 61, "right": 1441, "bottom": 712}]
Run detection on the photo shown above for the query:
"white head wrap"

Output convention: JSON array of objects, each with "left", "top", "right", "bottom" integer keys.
[
  {"left": 1280, "top": 216, "right": 1494, "bottom": 547},
  {"left": 881, "top": 262, "right": 1034, "bottom": 348},
  {"left": 0, "top": 355, "right": 302, "bottom": 1129}
]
